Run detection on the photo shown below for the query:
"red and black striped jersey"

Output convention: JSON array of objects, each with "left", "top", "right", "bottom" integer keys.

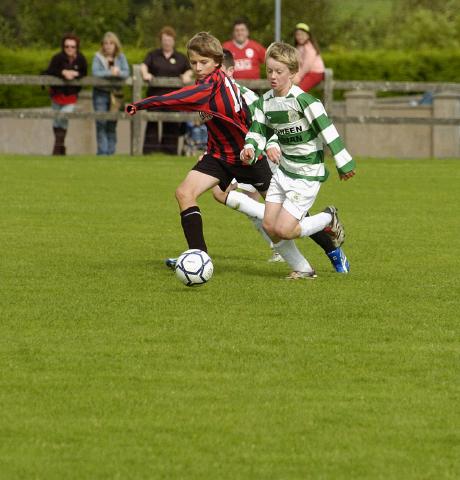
[{"left": 130, "top": 69, "right": 250, "bottom": 164}]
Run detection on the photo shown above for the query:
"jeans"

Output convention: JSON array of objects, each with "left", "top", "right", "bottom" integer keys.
[
  {"left": 93, "top": 89, "right": 117, "bottom": 155},
  {"left": 51, "top": 101, "right": 75, "bottom": 130}
]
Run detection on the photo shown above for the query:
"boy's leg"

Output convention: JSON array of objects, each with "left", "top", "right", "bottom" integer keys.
[
  {"left": 176, "top": 170, "right": 219, "bottom": 252},
  {"left": 225, "top": 190, "right": 265, "bottom": 219},
  {"left": 298, "top": 206, "right": 344, "bottom": 247},
  {"left": 264, "top": 202, "right": 314, "bottom": 275},
  {"left": 221, "top": 179, "right": 348, "bottom": 270},
  {"left": 294, "top": 211, "right": 332, "bottom": 238},
  {"left": 264, "top": 173, "right": 326, "bottom": 241}
]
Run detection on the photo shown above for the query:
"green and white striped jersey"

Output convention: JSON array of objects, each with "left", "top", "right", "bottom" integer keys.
[
  {"left": 238, "top": 83, "right": 259, "bottom": 118},
  {"left": 244, "top": 85, "right": 355, "bottom": 182}
]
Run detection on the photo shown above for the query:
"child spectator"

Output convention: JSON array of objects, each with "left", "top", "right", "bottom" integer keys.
[
  {"left": 293, "top": 23, "right": 325, "bottom": 92},
  {"left": 183, "top": 120, "right": 208, "bottom": 157}
]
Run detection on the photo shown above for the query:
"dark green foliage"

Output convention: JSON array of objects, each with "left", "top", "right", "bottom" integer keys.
[
  {"left": 1, "top": 0, "right": 459, "bottom": 51},
  {"left": 323, "top": 50, "right": 460, "bottom": 81},
  {"left": 18, "top": 0, "right": 133, "bottom": 46},
  {"left": 0, "top": 47, "right": 55, "bottom": 109}
]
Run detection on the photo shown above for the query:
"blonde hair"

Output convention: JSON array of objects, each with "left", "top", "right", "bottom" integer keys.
[
  {"left": 187, "top": 32, "right": 224, "bottom": 67},
  {"left": 265, "top": 42, "right": 299, "bottom": 73},
  {"left": 100, "top": 31, "right": 122, "bottom": 57}
]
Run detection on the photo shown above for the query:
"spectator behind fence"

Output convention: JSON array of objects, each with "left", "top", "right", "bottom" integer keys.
[
  {"left": 92, "top": 32, "right": 130, "bottom": 155},
  {"left": 43, "top": 33, "right": 87, "bottom": 155},
  {"left": 293, "top": 23, "right": 325, "bottom": 92},
  {"left": 222, "top": 17, "right": 266, "bottom": 80},
  {"left": 141, "top": 26, "right": 193, "bottom": 154}
]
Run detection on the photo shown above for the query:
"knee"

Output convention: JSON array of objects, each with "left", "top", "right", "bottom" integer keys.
[
  {"left": 175, "top": 185, "right": 186, "bottom": 203},
  {"left": 212, "top": 188, "right": 226, "bottom": 205},
  {"left": 175, "top": 184, "right": 195, "bottom": 205},
  {"left": 262, "top": 219, "right": 276, "bottom": 238},
  {"left": 274, "top": 224, "right": 295, "bottom": 240}
]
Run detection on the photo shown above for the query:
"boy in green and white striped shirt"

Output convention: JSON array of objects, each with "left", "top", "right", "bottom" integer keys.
[{"left": 241, "top": 42, "right": 355, "bottom": 279}]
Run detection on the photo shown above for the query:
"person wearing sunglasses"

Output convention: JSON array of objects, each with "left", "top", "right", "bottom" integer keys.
[{"left": 43, "top": 33, "right": 88, "bottom": 155}]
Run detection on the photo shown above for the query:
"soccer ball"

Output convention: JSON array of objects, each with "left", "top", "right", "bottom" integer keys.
[{"left": 174, "top": 249, "right": 213, "bottom": 287}]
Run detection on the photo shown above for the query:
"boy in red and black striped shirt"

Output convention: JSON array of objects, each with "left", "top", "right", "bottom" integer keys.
[{"left": 126, "top": 32, "right": 272, "bottom": 254}]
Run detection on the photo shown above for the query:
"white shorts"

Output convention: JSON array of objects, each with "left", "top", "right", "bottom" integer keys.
[
  {"left": 231, "top": 158, "right": 277, "bottom": 193},
  {"left": 265, "top": 168, "right": 321, "bottom": 220}
]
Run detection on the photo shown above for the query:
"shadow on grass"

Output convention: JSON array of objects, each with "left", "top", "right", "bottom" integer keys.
[{"left": 144, "top": 252, "right": 284, "bottom": 281}]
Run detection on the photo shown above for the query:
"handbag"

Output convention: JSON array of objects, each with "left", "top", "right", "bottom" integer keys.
[{"left": 110, "top": 89, "right": 124, "bottom": 112}]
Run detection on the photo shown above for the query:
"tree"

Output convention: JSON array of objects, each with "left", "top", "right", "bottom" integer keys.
[{"left": 18, "top": 0, "right": 132, "bottom": 46}]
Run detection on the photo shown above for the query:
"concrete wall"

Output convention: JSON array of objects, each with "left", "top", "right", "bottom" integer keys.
[
  {"left": 1, "top": 91, "right": 459, "bottom": 157},
  {"left": 340, "top": 91, "right": 460, "bottom": 158}
]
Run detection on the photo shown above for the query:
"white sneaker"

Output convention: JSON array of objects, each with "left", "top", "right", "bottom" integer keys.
[
  {"left": 286, "top": 270, "right": 317, "bottom": 280},
  {"left": 268, "top": 252, "right": 285, "bottom": 263}
]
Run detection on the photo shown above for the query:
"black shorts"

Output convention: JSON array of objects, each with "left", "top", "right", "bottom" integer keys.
[{"left": 192, "top": 154, "right": 272, "bottom": 192}]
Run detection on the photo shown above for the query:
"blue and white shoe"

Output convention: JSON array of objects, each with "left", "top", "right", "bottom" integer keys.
[
  {"left": 327, "top": 247, "right": 350, "bottom": 273},
  {"left": 165, "top": 257, "right": 177, "bottom": 270}
]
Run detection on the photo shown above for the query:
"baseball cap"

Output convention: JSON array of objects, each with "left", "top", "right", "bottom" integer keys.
[{"left": 295, "top": 23, "right": 310, "bottom": 33}]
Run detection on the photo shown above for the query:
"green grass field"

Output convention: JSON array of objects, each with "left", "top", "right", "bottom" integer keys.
[{"left": 1, "top": 155, "right": 459, "bottom": 479}]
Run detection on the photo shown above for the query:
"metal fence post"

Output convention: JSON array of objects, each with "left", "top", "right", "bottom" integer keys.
[{"left": 130, "top": 64, "right": 143, "bottom": 155}]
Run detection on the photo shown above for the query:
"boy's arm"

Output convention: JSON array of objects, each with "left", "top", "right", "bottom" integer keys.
[
  {"left": 301, "top": 96, "right": 355, "bottom": 178},
  {"left": 243, "top": 99, "right": 271, "bottom": 163},
  {"left": 126, "top": 82, "right": 213, "bottom": 115}
]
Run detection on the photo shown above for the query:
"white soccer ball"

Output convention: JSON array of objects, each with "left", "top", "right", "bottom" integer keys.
[{"left": 174, "top": 249, "right": 213, "bottom": 287}]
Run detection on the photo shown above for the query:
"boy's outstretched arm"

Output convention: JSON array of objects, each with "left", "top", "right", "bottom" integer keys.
[
  {"left": 125, "top": 82, "right": 213, "bottom": 116},
  {"left": 301, "top": 97, "right": 356, "bottom": 179}
]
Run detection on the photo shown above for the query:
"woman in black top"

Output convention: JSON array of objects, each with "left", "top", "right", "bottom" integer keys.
[
  {"left": 140, "top": 26, "right": 193, "bottom": 154},
  {"left": 43, "top": 33, "right": 87, "bottom": 155}
]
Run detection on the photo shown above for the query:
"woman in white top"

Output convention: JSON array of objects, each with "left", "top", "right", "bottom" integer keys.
[{"left": 293, "top": 23, "right": 325, "bottom": 92}]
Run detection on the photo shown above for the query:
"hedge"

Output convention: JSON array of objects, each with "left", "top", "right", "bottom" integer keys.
[
  {"left": 1, "top": 47, "right": 459, "bottom": 108},
  {"left": 323, "top": 50, "right": 460, "bottom": 82}
]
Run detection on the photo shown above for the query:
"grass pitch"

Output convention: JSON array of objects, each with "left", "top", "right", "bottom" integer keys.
[{"left": 1, "top": 155, "right": 459, "bottom": 479}]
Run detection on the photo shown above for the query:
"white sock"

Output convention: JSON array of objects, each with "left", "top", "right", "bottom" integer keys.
[
  {"left": 226, "top": 191, "right": 264, "bottom": 219},
  {"left": 273, "top": 240, "right": 313, "bottom": 273},
  {"left": 299, "top": 212, "right": 332, "bottom": 238},
  {"left": 250, "top": 217, "right": 272, "bottom": 246}
]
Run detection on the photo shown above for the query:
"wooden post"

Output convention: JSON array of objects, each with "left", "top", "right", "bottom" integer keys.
[
  {"left": 323, "top": 68, "right": 333, "bottom": 113},
  {"left": 130, "top": 64, "right": 143, "bottom": 155}
]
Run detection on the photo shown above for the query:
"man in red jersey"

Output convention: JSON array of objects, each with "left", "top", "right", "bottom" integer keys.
[
  {"left": 222, "top": 18, "right": 266, "bottom": 80},
  {"left": 126, "top": 32, "right": 272, "bottom": 254}
]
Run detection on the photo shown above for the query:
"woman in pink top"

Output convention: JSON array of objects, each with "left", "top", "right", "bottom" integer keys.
[{"left": 293, "top": 23, "right": 325, "bottom": 92}]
